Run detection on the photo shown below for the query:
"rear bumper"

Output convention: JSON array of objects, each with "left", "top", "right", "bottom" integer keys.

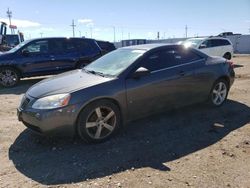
[{"left": 17, "top": 104, "right": 80, "bottom": 137}]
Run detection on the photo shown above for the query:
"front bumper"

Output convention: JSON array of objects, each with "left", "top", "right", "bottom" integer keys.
[{"left": 17, "top": 98, "right": 80, "bottom": 137}]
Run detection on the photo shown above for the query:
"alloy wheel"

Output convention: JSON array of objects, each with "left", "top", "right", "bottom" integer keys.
[
  {"left": 212, "top": 82, "right": 227, "bottom": 106},
  {"left": 0, "top": 69, "right": 19, "bottom": 87},
  {"left": 85, "top": 106, "right": 116, "bottom": 139}
]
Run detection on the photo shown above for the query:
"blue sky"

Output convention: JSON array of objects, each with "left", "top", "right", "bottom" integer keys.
[{"left": 0, "top": 0, "right": 249, "bottom": 41}]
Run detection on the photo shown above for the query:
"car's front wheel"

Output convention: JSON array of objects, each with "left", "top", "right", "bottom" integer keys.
[
  {"left": 210, "top": 79, "right": 229, "bottom": 106},
  {"left": 0, "top": 67, "right": 20, "bottom": 87},
  {"left": 77, "top": 100, "right": 121, "bottom": 143}
]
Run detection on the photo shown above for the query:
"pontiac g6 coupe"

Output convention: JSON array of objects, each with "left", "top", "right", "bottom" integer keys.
[{"left": 17, "top": 44, "right": 235, "bottom": 143}]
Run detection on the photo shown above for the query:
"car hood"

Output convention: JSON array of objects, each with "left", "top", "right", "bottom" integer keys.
[
  {"left": 0, "top": 51, "right": 14, "bottom": 60},
  {"left": 27, "top": 69, "right": 113, "bottom": 98}
]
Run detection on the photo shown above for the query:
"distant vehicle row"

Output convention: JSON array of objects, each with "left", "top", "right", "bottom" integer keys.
[
  {"left": 0, "top": 37, "right": 115, "bottom": 87},
  {"left": 182, "top": 37, "right": 233, "bottom": 60}
]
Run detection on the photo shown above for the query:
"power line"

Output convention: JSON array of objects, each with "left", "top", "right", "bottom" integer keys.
[{"left": 70, "top": 19, "right": 76, "bottom": 37}]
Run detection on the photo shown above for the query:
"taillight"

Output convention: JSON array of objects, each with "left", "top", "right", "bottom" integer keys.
[{"left": 226, "top": 60, "right": 234, "bottom": 68}]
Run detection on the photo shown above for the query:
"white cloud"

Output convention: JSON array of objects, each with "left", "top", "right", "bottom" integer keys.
[
  {"left": 0, "top": 18, "right": 41, "bottom": 28},
  {"left": 78, "top": 19, "right": 94, "bottom": 27}
]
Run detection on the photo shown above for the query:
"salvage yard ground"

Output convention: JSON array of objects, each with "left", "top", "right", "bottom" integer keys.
[{"left": 0, "top": 55, "right": 250, "bottom": 188}]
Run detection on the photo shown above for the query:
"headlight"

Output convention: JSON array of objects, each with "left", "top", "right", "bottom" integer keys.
[{"left": 32, "top": 94, "right": 71, "bottom": 109}]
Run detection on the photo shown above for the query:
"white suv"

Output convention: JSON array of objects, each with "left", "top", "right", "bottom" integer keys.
[{"left": 182, "top": 37, "right": 233, "bottom": 59}]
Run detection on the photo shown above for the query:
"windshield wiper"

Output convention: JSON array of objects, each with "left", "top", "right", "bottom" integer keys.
[{"left": 83, "top": 69, "right": 113, "bottom": 78}]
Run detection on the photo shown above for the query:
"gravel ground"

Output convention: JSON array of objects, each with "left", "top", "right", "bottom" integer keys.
[{"left": 0, "top": 55, "right": 250, "bottom": 188}]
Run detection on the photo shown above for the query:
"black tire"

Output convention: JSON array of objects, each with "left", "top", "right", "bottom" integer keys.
[
  {"left": 209, "top": 79, "right": 229, "bottom": 107},
  {"left": 77, "top": 99, "right": 121, "bottom": 143},
  {"left": 0, "top": 67, "right": 20, "bottom": 87},
  {"left": 223, "top": 53, "right": 231, "bottom": 60}
]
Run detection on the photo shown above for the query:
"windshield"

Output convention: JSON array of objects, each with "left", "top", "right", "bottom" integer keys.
[
  {"left": 84, "top": 49, "right": 145, "bottom": 77},
  {"left": 182, "top": 38, "right": 204, "bottom": 48},
  {"left": 7, "top": 40, "right": 31, "bottom": 53}
]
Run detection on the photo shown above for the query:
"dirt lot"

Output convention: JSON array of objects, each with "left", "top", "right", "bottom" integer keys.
[{"left": 0, "top": 55, "right": 250, "bottom": 188}]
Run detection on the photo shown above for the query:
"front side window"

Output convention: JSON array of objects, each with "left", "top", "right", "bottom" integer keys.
[
  {"left": 24, "top": 40, "right": 49, "bottom": 54},
  {"left": 142, "top": 47, "right": 201, "bottom": 72},
  {"left": 201, "top": 40, "right": 212, "bottom": 48}
]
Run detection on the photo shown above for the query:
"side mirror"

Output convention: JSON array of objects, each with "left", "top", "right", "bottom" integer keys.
[
  {"left": 132, "top": 67, "right": 150, "bottom": 79},
  {"left": 22, "top": 49, "right": 29, "bottom": 56},
  {"left": 199, "top": 44, "right": 207, "bottom": 49}
]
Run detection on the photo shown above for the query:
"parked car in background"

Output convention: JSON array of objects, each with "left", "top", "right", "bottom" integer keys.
[
  {"left": 217, "top": 32, "right": 241, "bottom": 37},
  {"left": 0, "top": 37, "right": 103, "bottom": 87},
  {"left": 17, "top": 44, "right": 235, "bottom": 143},
  {"left": 96, "top": 40, "right": 116, "bottom": 54},
  {"left": 182, "top": 37, "right": 233, "bottom": 60}
]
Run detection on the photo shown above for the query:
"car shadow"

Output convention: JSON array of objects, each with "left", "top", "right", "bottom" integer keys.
[
  {"left": 0, "top": 77, "right": 48, "bottom": 95},
  {"left": 9, "top": 100, "right": 250, "bottom": 185}
]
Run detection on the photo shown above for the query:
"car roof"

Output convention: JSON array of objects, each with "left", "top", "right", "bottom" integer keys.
[
  {"left": 30, "top": 37, "right": 95, "bottom": 41},
  {"left": 121, "top": 43, "right": 179, "bottom": 51},
  {"left": 187, "top": 37, "right": 230, "bottom": 41}
]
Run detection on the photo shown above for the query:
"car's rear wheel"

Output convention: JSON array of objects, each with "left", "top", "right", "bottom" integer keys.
[
  {"left": 223, "top": 52, "right": 231, "bottom": 60},
  {"left": 209, "top": 79, "right": 229, "bottom": 106},
  {"left": 0, "top": 67, "right": 20, "bottom": 87},
  {"left": 77, "top": 100, "right": 121, "bottom": 143}
]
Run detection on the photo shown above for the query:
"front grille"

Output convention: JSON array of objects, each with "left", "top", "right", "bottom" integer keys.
[{"left": 20, "top": 96, "right": 30, "bottom": 110}]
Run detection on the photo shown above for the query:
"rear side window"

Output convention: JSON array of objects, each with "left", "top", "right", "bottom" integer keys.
[
  {"left": 210, "top": 39, "right": 231, "bottom": 47},
  {"left": 49, "top": 39, "right": 65, "bottom": 54},
  {"left": 220, "top": 39, "right": 231, "bottom": 46},
  {"left": 74, "top": 40, "right": 99, "bottom": 55},
  {"left": 174, "top": 48, "right": 202, "bottom": 64}
]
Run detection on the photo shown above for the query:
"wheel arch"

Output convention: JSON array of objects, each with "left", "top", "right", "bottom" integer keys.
[
  {"left": 223, "top": 52, "right": 232, "bottom": 60},
  {"left": 0, "top": 65, "right": 23, "bottom": 77},
  {"left": 215, "top": 75, "right": 230, "bottom": 88}
]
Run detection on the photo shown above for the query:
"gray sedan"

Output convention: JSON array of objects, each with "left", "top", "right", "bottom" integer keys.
[{"left": 17, "top": 44, "right": 235, "bottom": 143}]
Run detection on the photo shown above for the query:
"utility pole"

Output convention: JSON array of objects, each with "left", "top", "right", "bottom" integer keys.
[
  {"left": 128, "top": 32, "right": 130, "bottom": 40},
  {"left": 70, "top": 19, "right": 76, "bottom": 37},
  {"left": 40, "top": 32, "right": 43, "bottom": 38},
  {"left": 7, "top": 8, "right": 14, "bottom": 34},
  {"left": 185, "top": 25, "right": 188, "bottom": 38},
  {"left": 113, "top": 26, "right": 116, "bottom": 43},
  {"left": 79, "top": 30, "right": 81, "bottom": 37}
]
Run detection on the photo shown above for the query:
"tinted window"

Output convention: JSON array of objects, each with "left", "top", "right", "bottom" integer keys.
[
  {"left": 74, "top": 40, "right": 96, "bottom": 54},
  {"left": 175, "top": 48, "right": 202, "bottom": 63},
  {"left": 201, "top": 40, "right": 212, "bottom": 48},
  {"left": 24, "top": 40, "right": 49, "bottom": 54},
  {"left": 142, "top": 48, "right": 201, "bottom": 71},
  {"left": 49, "top": 39, "right": 65, "bottom": 54},
  {"left": 210, "top": 39, "right": 231, "bottom": 47},
  {"left": 220, "top": 39, "right": 231, "bottom": 46}
]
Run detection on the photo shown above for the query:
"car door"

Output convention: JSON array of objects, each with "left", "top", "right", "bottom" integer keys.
[
  {"left": 172, "top": 47, "right": 208, "bottom": 105},
  {"left": 17, "top": 39, "right": 57, "bottom": 75},
  {"left": 49, "top": 39, "right": 79, "bottom": 72},
  {"left": 125, "top": 48, "right": 185, "bottom": 120},
  {"left": 209, "top": 39, "right": 222, "bottom": 56}
]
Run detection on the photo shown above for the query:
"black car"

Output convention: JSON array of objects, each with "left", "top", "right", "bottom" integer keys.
[
  {"left": 17, "top": 44, "right": 235, "bottom": 143},
  {"left": 96, "top": 40, "right": 116, "bottom": 54},
  {"left": 0, "top": 37, "right": 103, "bottom": 87}
]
